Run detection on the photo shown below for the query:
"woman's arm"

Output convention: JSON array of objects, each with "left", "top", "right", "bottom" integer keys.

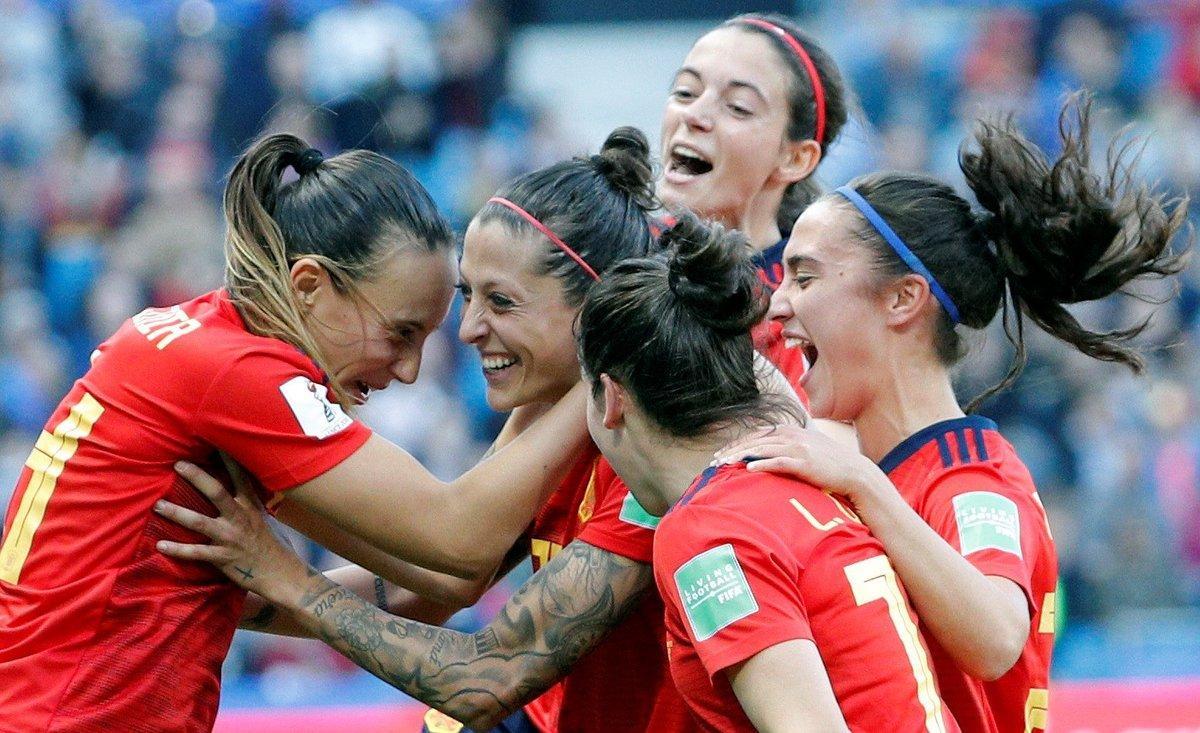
[
  {"left": 286, "top": 382, "right": 589, "bottom": 580},
  {"left": 727, "top": 640, "right": 849, "bottom": 733},
  {"left": 241, "top": 564, "right": 461, "bottom": 636},
  {"left": 714, "top": 425, "right": 1029, "bottom": 680},
  {"left": 157, "top": 465, "right": 651, "bottom": 730}
]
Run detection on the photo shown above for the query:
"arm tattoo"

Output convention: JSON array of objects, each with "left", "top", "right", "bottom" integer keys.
[
  {"left": 374, "top": 575, "right": 388, "bottom": 611},
  {"left": 291, "top": 541, "right": 652, "bottom": 730}
]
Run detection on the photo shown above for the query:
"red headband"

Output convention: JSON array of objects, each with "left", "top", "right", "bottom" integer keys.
[
  {"left": 740, "top": 18, "right": 827, "bottom": 145},
  {"left": 487, "top": 197, "right": 600, "bottom": 281}
]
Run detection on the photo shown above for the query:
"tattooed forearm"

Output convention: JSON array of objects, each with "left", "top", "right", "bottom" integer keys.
[{"left": 290, "top": 542, "right": 652, "bottom": 730}]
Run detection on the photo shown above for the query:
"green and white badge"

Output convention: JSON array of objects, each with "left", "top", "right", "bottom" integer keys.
[
  {"left": 953, "top": 491, "right": 1022, "bottom": 558},
  {"left": 673, "top": 543, "right": 758, "bottom": 641}
]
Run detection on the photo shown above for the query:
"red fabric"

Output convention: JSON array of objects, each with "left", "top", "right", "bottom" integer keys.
[
  {"left": 0, "top": 290, "right": 370, "bottom": 732},
  {"left": 885, "top": 418, "right": 1058, "bottom": 733},
  {"left": 523, "top": 448, "right": 695, "bottom": 733},
  {"left": 655, "top": 463, "right": 959, "bottom": 733}
]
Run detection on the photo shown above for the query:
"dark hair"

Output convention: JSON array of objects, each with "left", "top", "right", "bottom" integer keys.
[
  {"left": 724, "top": 13, "right": 850, "bottom": 232},
  {"left": 223, "top": 133, "right": 454, "bottom": 408},
  {"left": 835, "top": 93, "right": 1189, "bottom": 411},
  {"left": 476, "top": 126, "right": 657, "bottom": 306},
  {"left": 578, "top": 212, "right": 797, "bottom": 438}
]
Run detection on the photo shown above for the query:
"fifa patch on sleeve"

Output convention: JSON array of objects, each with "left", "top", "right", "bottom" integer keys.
[
  {"left": 619, "top": 492, "right": 660, "bottom": 529},
  {"left": 953, "top": 491, "right": 1022, "bottom": 558},
  {"left": 279, "top": 376, "right": 353, "bottom": 439},
  {"left": 674, "top": 543, "right": 758, "bottom": 641}
]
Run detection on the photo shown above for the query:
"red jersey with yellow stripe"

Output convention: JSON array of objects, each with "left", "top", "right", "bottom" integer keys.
[
  {"left": 523, "top": 444, "right": 695, "bottom": 733},
  {"left": 654, "top": 463, "right": 959, "bottom": 732},
  {"left": 880, "top": 416, "right": 1058, "bottom": 733},
  {"left": 0, "top": 290, "right": 371, "bottom": 732}
]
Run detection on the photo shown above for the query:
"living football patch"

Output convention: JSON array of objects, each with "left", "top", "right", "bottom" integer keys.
[
  {"left": 674, "top": 543, "right": 758, "bottom": 641},
  {"left": 952, "top": 491, "right": 1022, "bottom": 558}
]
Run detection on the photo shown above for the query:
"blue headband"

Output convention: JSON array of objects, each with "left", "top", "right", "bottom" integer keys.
[{"left": 833, "top": 185, "right": 960, "bottom": 324}]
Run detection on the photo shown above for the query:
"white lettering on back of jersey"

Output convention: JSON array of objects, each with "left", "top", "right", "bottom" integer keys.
[{"left": 132, "top": 306, "right": 202, "bottom": 349}]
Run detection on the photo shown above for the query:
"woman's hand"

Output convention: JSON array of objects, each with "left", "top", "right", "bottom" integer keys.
[
  {"left": 155, "top": 461, "right": 310, "bottom": 606},
  {"left": 714, "top": 424, "right": 891, "bottom": 509}
]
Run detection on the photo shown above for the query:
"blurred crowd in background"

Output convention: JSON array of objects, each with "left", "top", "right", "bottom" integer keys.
[{"left": 1, "top": 0, "right": 1199, "bottom": 697}]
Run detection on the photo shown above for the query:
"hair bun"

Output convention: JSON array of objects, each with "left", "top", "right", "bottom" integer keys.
[
  {"left": 595, "top": 126, "right": 656, "bottom": 210},
  {"left": 661, "top": 212, "right": 766, "bottom": 336},
  {"left": 294, "top": 147, "right": 324, "bottom": 176}
]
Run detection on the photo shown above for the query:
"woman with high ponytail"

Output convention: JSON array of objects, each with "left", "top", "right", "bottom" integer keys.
[
  {"left": 156, "top": 127, "right": 706, "bottom": 732},
  {"left": 717, "top": 94, "right": 1189, "bottom": 730},
  {"left": 0, "top": 133, "right": 594, "bottom": 732}
]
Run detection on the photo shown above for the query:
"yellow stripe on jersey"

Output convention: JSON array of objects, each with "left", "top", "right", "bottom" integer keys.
[
  {"left": 0, "top": 392, "right": 104, "bottom": 584},
  {"left": 1038, "top": 592, "right": 1056, "bottom": 634},
  {"left": 1025, "top": 688, "right": 1048, "bottom": 733},
  {"left": 845, "top": 555, "right": 946, "bottom": 733}
]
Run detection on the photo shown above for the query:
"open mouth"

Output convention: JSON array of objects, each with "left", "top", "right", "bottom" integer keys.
[
  {"left": 784, "top": 336, "right": 819, "bottom": 369},
  {"left": 667, "top": 144, "right": 714, "bottom": 178}
]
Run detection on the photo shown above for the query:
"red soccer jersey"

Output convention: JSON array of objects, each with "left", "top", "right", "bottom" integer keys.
[
  {"left": 522, "top": 444, "right": 694, "bottom": 733},
  {"left": 0, "top": 290, "right": 371, "bottom": 733},
  {"left": 881, "top": 416, "right": 1058, "bottom": 733},
  {"left": 654, "top": 463, "right": 960, "bottom": 733}
]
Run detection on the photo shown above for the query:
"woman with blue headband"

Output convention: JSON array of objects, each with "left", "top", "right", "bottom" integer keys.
[{"left": 717, "top": 93, "right": 1189, "bottom": 731}]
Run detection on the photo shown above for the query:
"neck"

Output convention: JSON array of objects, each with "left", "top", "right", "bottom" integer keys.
[
  {"left": 635, "top": 429, "right": 737, "bottom": 511},
  {"left": 737, "top": 192, "right": 785, "bottom": 252},
  {"left": 852, "top": 354, "right": 964, "bottom": 465}
]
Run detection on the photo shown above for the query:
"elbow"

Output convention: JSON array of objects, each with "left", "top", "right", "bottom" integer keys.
[
  {"left": 965, "top": 630, "right": 1025, "bottom": 682},
  {"left": 439, "top": 697, "right": 518, "bottom": 731}
]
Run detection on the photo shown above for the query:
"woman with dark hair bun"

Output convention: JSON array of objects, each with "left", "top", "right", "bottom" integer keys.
[
  {"left": 658, "top": 12, "right": 851, "bottom": 392},
  {"left": 717, "top": 94, "right": 1189, "bottom": 731},
  {"left": 578, "top": 212, "right": 960, "bottom": 731},
  {"left": 157, "top": 127, "right": 702, "bottom": 733},
  {"left": 0, "top": 133, "right": 592, "bottom": 732}
]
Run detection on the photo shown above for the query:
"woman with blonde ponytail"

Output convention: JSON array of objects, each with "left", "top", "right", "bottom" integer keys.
[{"left": 0, "top": 133, "right": 590, "bottom": 733}]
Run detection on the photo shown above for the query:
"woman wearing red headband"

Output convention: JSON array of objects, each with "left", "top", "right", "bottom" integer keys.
[
  {"left": 716, "top": 96, "right": 1188, "bottom": 731},
  {"left": 161, "top": 128, "right": 697, "bottom": 733},
  {"left": 157, "top": 12, "right": 859, "bottom": 732},
  {"left": 657, "top": 12, "right": 849, "bottom": 392}
]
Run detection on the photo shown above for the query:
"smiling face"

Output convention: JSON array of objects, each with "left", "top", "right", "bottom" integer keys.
[
  {"left": 767, "top": 198, "right": 890, "bottom": 421},
  {"left": 658, "top": 26, "right": 797, "bottom": 228},
  {"left": 458, "top": 218, "right": 583, "bottom": 411},
  {"left": 304, "top": 247, "right": 456, "bottom": 404}
]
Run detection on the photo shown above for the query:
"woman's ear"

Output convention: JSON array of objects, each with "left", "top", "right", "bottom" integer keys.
[
  {"left": 601, "top": 373, "right": 628, "bottom": 430},
  {"left": 776, "top": 138, "right": 822, "bottom": 186},
  {"left": 884, "top": 273, "right": 934, "bottom": 328},
  {"left": 290, "top": 257, "right": 331, "bottom": 309}
]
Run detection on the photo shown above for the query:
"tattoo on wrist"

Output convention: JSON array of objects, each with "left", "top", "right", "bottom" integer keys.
[
  {"left": 374, "top": 575, "right": 388, "bottom": 611},
  {"left": 312, "top": 587, "right": 357, "bottom": 619},
  {"left": 234, "top": 566, "right": 254, "bottom": 581}
]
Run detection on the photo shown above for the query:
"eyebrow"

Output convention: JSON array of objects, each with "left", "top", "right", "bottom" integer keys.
[
  {"left": 785, "top": 253, "right": 821, "bottom": 273},
  {"left": 673, "top": 67, "right": 767, "bottom": 104}
]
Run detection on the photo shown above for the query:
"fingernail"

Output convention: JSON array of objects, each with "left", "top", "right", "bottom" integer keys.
[{"left": 154, "top": 501, "right": 165, "bottom": 512}]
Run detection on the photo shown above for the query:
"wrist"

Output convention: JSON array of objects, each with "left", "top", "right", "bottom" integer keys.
[{"left": 849, "top": 468, "right": 899, "bottom": 520}]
